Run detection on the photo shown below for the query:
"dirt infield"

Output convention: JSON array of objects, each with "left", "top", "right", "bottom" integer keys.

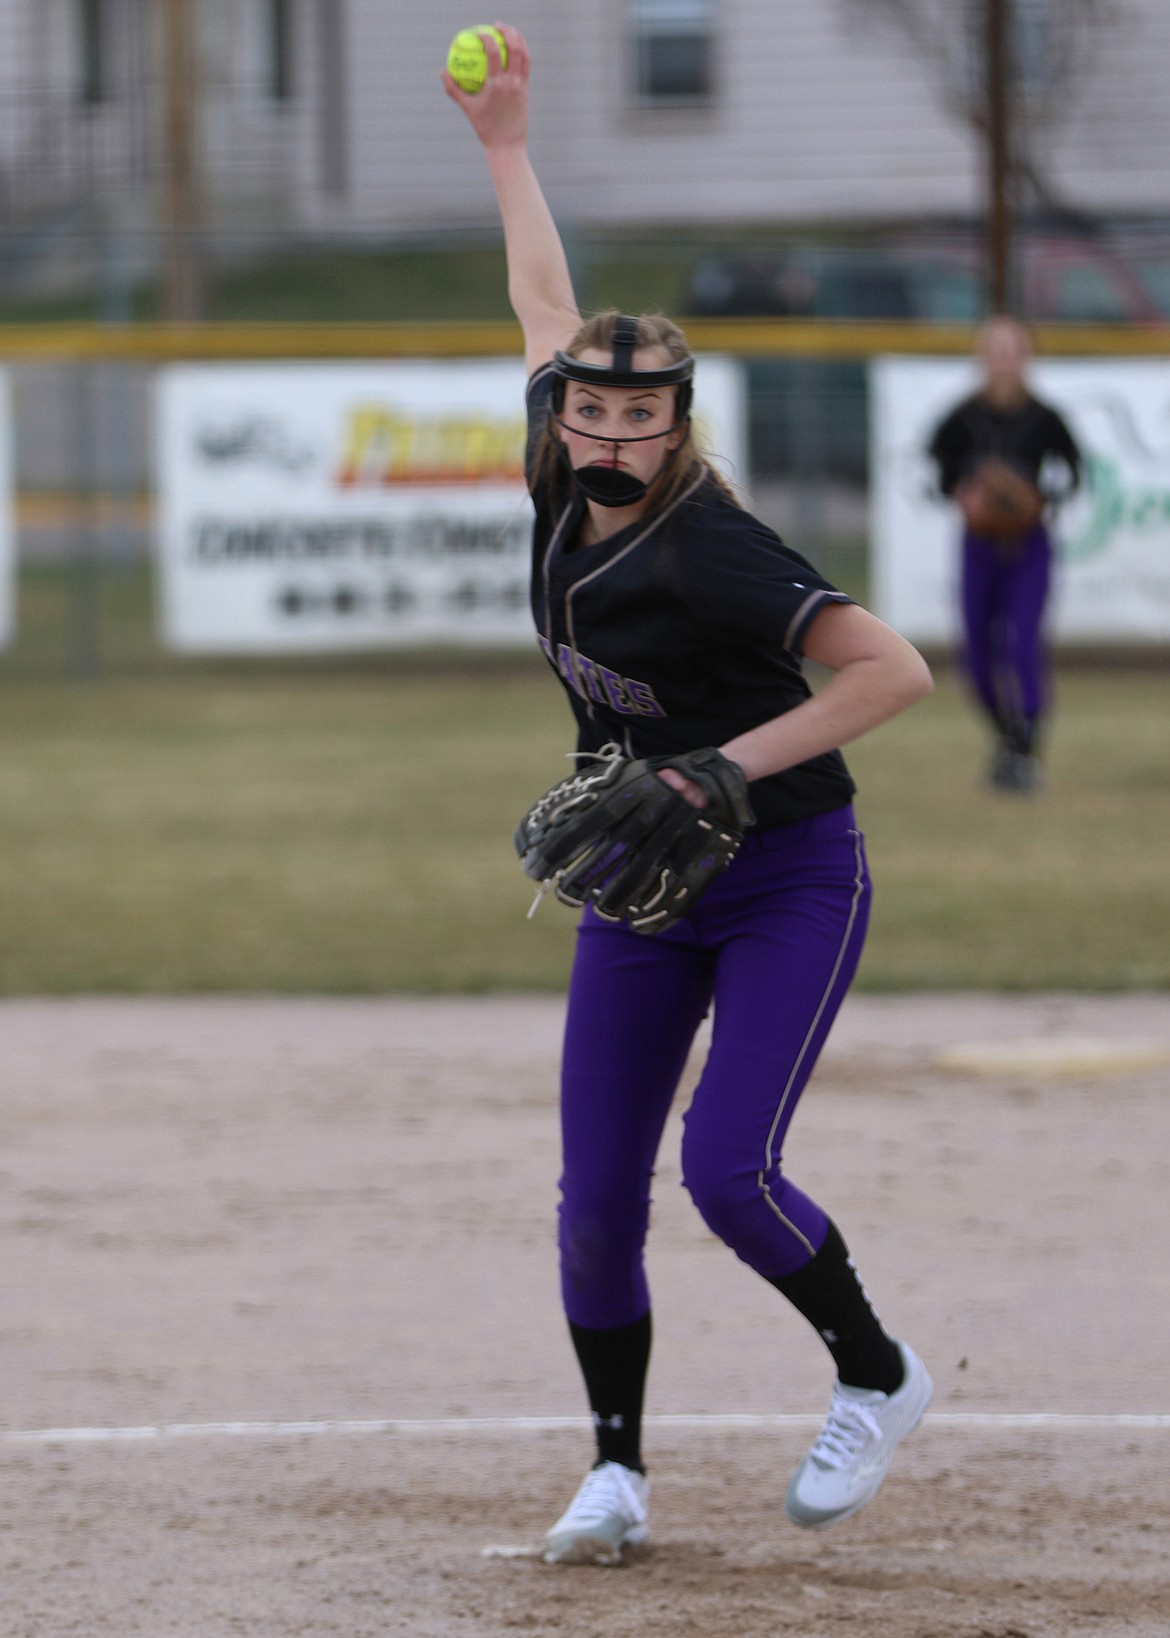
[{"left": 2, "top": 993, "right": 1168, "bottom": 1636}]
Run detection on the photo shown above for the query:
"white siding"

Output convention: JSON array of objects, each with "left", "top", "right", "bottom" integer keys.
[
  {"left": 198, "top": 0, "right": 292, "bottom": 223},
  {"left": 1038, "top": 2, "right": 1170, "bottom": 212},
  {"left": 289, "top": 0, "right": 574, "bottom": 230},
  {"left": 288, "top": 0, "right": 1170, "bottom": 232},
  {"left": 292, "top": 0, "right": 979, "bottom": 230},
  {"left": 0, "top": 0, "right": 1165, "bottom": 238}
]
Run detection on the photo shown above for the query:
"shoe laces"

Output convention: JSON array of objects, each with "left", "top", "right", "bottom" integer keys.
[
  {"left": 807, "top": 1390, "right": 883, "bottom": 1471},
  {"left": 561, "top": 1463, "right": 646, "bottom": 1529}
]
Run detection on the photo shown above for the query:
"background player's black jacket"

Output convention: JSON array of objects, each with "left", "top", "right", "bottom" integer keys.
[
  {"left": 525, "top": 364, "right": 856, "bottom": 832},
  {"left": 927, "top": 392, "right": 1082, "bottom": 498}
]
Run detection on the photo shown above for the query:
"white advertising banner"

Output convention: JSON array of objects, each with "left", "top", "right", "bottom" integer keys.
[
  {"left": 871, "top": 357, "right": 1170, "bottom": 644},
  {"left": 0, "top": 373, "right": 15, "bottom": 649},
  {"left": 155, "top": 358, "right": 747, "bottom": 653}
]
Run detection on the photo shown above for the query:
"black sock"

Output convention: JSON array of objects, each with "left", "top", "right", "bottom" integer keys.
[
  {"left": 770, "top": 1221, "right": 904, "bottom": 1395},
  {"left": 1009, "top": 715, "right": 1040, "bottom": 756},
  {"left": 568, "top": 1312, "right": 651, "bottom": 1473}
]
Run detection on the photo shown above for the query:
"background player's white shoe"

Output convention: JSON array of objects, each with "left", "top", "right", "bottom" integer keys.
[
  {"left": 785, "top": 1341, "right": 932, "bottom": 1529},
  {"left": 542, "top": 1460, "right": 649, "bottom": 1565}
]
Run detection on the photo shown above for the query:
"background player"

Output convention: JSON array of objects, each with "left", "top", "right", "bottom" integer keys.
[
  {"left": 444, "top": 24, "right": 935, "bottom": 1565},
  {"left": 927, "top": 316, "right": 1082, "bottom": 793}
]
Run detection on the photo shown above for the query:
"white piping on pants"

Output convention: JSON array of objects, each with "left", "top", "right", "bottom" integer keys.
[{"left": 756, "top": 826, "right": 867, "bottom": 1254}]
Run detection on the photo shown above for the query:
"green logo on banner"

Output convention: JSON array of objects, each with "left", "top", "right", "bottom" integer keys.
[{"left": 1065, "top": 454, "right": 1170, "bottom": 563}]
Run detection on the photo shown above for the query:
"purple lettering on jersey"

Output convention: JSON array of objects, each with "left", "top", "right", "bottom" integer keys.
[
  {"left": 625, "top": 679, "right": 666, "bottom": 718},
  {"left": 542, "top": 639, "right": 669, "bottom": 719},
  {"left": 598, "top": 665, "right": 635, "bottom": 715},
  {"left": 557, "top": 643, "right": 587, "bottom": 701},
  {"left": 574, "top": 654, "right": 607, "bottom": 705}
]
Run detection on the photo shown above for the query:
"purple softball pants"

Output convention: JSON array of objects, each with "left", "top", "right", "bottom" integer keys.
[
  {"left": 960, "top": 524, "right": 1052, "bottom": 724},
  {"left": 558, "top": 804, "right": 871, "bottom": 1330}
]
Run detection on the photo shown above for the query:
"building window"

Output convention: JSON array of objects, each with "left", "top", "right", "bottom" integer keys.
[
  {"left": 630, "top": 0, "right": 715, "bottom": 105},
  {"left": 317, "top": 0, "right": 348, "bottom": 195},
  {"left": 953, "top": 0, "right": 1053, "bottom": 104},
  {"left": 1013, "top": 0, "right": 1053, "bottom": 95},
  {"left": 79, "top": 0, "right": 107, "bottom": 105},
  {"left": 268, "top": 0, "right": 293, "bottom": 102}
]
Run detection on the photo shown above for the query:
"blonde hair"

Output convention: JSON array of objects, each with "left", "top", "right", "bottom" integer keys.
[{"left": 535, "top": 309, "right": 742, "bottom": 514}]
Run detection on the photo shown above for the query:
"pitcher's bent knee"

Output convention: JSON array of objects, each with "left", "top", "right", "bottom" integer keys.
[
  {"left": 680, "top": 1148, "right": 759, "bottom": 1247},
  {"left": 681, "top": 1140, "right": 828, "bottom": 1279}
]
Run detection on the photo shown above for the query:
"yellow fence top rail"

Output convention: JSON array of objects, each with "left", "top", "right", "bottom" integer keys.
[{"left": 0, "top": 318, "right": 1167, "bottom": 361}]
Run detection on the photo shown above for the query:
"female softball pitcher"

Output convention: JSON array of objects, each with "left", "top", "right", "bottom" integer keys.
[{"left": 444, "top": 25, "right": 935, "bottom": 1565}]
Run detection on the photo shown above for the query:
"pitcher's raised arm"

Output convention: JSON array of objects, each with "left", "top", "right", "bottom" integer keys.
[{"left": 442, "top": 24, "right": 580, "bottom": 373}]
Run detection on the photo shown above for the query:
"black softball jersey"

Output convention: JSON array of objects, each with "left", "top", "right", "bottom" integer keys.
[
  {"left": 524, "top": 362, "right": 856, "bottom": 832},
  {"left": 928, "top": 392, "right": 1082, "bottom": 498}
]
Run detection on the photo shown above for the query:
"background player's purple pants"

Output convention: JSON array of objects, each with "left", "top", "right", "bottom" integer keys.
[
  {"left": 960, "top": 524, "right": 1052, "bottom": 725},
  {"left": 558, "top": 804, "right": 870, "bottom": 1330}
]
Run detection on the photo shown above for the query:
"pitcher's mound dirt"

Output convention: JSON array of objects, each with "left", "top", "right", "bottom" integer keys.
[{"left": 0, "top": 993, "right": 1167, "bottom": 1635}]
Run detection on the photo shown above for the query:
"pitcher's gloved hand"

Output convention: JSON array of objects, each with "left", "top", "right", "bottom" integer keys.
[{"left": 514, "top": 744, "right": 755, "bottom": 934}]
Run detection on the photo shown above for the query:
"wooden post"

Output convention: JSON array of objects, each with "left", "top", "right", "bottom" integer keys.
[
  {"left": 161, "top": 0, "right": 204, "bottom": 320},
  {"left": 985, "top": 0, "right": 1013, "bottom": 314},
  {"left": 69, "top": 362, "right": 101, "bottom": 681}
]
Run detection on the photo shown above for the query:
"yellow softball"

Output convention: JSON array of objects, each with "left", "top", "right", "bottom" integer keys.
[{"left": 446, "top": 25, "right": 508, "bottom": 93}]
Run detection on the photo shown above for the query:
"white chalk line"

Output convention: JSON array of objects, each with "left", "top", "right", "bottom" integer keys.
[{"left": 3, "top": 1411, "right": 1170, "bottom": 1447}]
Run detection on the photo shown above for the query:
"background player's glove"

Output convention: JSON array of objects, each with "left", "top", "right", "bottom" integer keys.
[
  {"left": 515, "top": 744, "right": 755, "bottom": 935},
  {"left": 956, "top": 457, "right": 1044, "bottom": 544}
]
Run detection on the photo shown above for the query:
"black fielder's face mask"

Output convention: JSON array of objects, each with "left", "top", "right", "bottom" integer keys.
[{"left": 552, "top": 317, "right": 695, "bottom": 509}]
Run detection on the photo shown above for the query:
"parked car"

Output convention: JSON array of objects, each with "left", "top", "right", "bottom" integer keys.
[
  {"left": 687, "top": 231, "right": 1170, "bottom": 482},
  {"left": 687, "top": 232, "right": 1170, "bottom": 325}
]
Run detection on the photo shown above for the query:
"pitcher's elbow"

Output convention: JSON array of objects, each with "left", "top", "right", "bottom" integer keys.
[
  {"left": 898, "top": 646, "right": 934, "bottom": 707},
  {"left": 913, "top": 651, "right": 935, "bottom": 700}
]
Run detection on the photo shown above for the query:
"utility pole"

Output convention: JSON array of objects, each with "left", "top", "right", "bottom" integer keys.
[
  {"left": 985, "top": 0, "right": 1013, "bottom": 314},
  {"left": 161, "top": 0, "right": 204, "bottom": 319}
]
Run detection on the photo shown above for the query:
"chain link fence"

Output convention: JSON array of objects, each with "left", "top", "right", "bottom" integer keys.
[
  {"left": 2, "top": 337, "right": 876, "bottom": 680},
  {"left": 5, "top": 312, "right": 1170, "bottom": 680}
]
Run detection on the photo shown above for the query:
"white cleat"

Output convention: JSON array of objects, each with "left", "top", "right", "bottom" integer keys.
[
  {"left": 542, "top": 1460, "right": 650, "bottom": 1565},
  {"left": 785, "top": 1341, "right": 933, "bottom": 1529}
]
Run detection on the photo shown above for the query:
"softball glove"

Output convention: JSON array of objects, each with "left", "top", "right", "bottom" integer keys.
[
  {"left": 515, "top": 744, "right": 755, "bottom": 934},
  {"left": 957, "top": 457, "right": 1044, "bottom": 543}
]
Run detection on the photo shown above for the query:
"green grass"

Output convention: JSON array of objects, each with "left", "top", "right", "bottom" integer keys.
[
  {"left": 0, "top": 646, "right": 1167, "bottom": 993},
  {"left": 0, "top": 665, "right": 569, "bottom": 993},
  {"left": 2, "top": 560, "right": 162, "bottom": 680},
  {"left": 207, "top": 246, "right": 517, "bottom": 323},
  {"left": 0, "top": 245, "right": 518, "bottom": 325},
  {"left": 0, "top": 234, "right": 737, "bottom": 325},
  {"left": 849, "top": 672, "right": 1170, "bottom": 989}
]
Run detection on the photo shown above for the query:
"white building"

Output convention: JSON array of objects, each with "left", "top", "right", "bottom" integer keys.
[
  {"left": 300, "top": 0, "right": 1170, "bottom": 234},
  {"left": 0, "top": 1, "right": 1166, "bottom": 274},
  {"left": 0, "top": 0, "right": 291, "bottom": 288}
]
